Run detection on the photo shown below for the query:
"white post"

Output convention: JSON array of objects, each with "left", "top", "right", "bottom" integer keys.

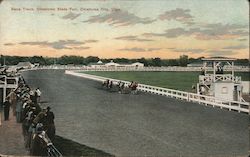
[
  {"left": 3, "top": 77, "right": 6, "bottom": 103},
  {"left": 232, "top": 61, "right": 234, "bottom": 77},
  {"left": 213, "top": 61, "right": 216, "bottom": 82},
  {"left": 203, "top": 61, "right": 207, "bottom": 74}
]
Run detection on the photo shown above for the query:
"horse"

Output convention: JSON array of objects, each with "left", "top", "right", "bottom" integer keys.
[{"left": 102, "top": 79, "right": 110, "bottom": 89}]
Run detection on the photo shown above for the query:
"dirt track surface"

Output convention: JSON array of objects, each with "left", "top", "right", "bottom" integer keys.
[
  {"left": 0, "top": 111, "right": 28, "bottom": 155},
  {"left": 22, "top": 69, "right": 249, "bottom": 157}
]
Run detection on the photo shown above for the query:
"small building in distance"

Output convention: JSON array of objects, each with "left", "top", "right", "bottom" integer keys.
[
  {"left": 105, "top": 60, "right": 120, "bottom": 67},
  {"left": 88, "top": 60, "right": 106, "bottom": 68},
  {"left": 88, "top": 60, "right": 144, "bottom": 69},
  {"left": 16, "top": 62, "right": 35, "bottom": 69}
]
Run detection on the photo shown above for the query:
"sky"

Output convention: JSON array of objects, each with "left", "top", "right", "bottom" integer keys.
[{"left": 0, "top": 0, "right": 249, "bottom": 59}]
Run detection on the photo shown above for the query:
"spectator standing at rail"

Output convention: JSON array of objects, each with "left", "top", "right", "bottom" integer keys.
[
  {"left": 35, "top": 88, "right": 41, "bottom": 103},
  {"left": 3, "top": 98, "right": 11, "bottom": 121},
  {"left": 44, "top": 106, "right": 56, "bottom": 142},
  {"left": 7, "top": 89, "right": 17, "bottom": 116},
  {"left": 22, "top": 109, "right": 34, "bottom": 138},
  {"left": 30, "top": 90, "right": 37, "bottom": 105},
  {"left": 33, "top": 108, "right": 47, "bottom": 125},
  {"left": 16, "top": 96, "right": 22, "bottom": 123},
  {"left": 23, "top": 109, "right": 34, "bottom": 149},
  {"left": 30, "top": 123, "right": 48, "bottom": 156},
  {"left": 22, "top": 100, "right": 31, "bottom": 122}
]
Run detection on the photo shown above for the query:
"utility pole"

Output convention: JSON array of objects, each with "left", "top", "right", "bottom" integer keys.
[
  {"left": 0, "top": 55, "right": 2, "bottom": 66},
  {"left": 3, "top": 56, "right": 5, "bottom": 66}
]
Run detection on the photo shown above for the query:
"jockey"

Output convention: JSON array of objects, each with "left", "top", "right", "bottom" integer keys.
[
  {"left": 106, "top": 79, "right": 109, "bottom": 88},
  {"left": 131, "top": 82, "right": 137, "bottom": 90},
  {"left": 129, "top": 81, "right": 134, "bottom": 88},
  {"left": 108, "top": 81, "right": 113, "bottom": 89}
]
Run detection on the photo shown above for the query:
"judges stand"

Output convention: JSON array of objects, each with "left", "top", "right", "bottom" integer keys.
[
  {"left": 197, "top": 57, "right": 245, "bottom": 102},
  {"left": 0, "top": 72, "right": 19, "bottom": 125}
]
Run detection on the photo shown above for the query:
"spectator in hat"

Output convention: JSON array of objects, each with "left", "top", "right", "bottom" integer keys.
[
  {"left": 16, "top": 96, "right": 22, "bottom": 123},
  {"left": 44, "top": 106, "right": 55, "bottom": 141},
  {"left": 7, "top": 89, "right": 17, "bottom": 116},
  {"left": 35, "top": 88, "right": 42, "bottom": 103},
  {"left": 3, "top": 98, "right": 11, "bottom": 121}
]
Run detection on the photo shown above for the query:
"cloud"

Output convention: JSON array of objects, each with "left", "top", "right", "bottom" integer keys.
[
  {"left": 195, "top": 23, "right": 249, "bottom": 40},
  {"left": 168, "top": 47, "right": 240, "bottom": 56},
  {"left": 19, "top": 40, "right": 86, "bottom": 50},
  {"left": 85, "top": 40, "right": 98, "bottom": 43},
  {"left": 147, "top": 48, "right": 162, "bottom": 51},
  {"left": 170, "top": 48, "right": 204, "bottom": 53},
  {"left": 142, "top": 23, "right": 248, "bottom": 40},
  {"left": 206, "top": 50, "right": 237, "bottom": 56},
  {"left": 165, "top": 28, "right": 197, "bottom": 38},
  {"left": 20, "top": 41, "right": 50, "bottom": 46},
  {"left": 142, "top": 33, "right": 159, "bottom": 37},
  {"left": 119, "top": 47, "right": 161, "bottom": 52},
  {"left": 83, "top": 10, "right": 156, "bottom": 27},
  {"left": 159, "top": 8, "right": 194, "bottom": 25},
  {"left": 115, "top": 35, "right": 153, "bottom": 42},
  {"left": 223, "top": 45, "right": 248, "bottom": 50},
  {"left": 142, "top": 28, "right": 198, "bottom": 38},
  {"left": 62, "top": 12, "right": 81, "bottom": 20},
  {"left": 73, "top": 46, "right": 90, "bottom": 50},
  {"left": 119, "top": 47, "right": 146, "bottom": 52},
  {"left": 4, "top": 43, "right": 15, "bottom": 46}
]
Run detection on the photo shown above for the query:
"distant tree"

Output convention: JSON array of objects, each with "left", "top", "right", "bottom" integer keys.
[
  {"left": 137, "top": 58, "right": 149, "bottom": 66},
  {"left": 29, "top": 56, "right": 47, "bottom": 65},
  {"left": 85, "top": 56, "right": 99, "bottom": 64},
  {"left": 235, "top": 59, "right": 249, "bottom": 66},
  {"left": 161, "top": 59, "right": 170, "bottom": 66},
  {"left": 113, "top": 58, "right": 129, "bottom": 63},
  {"left": 1, "top": 55, "right": 249, "bottom": 67},
  {"left": 101, "top": 59, "right": 111, "bottom": 63},
  {"left": 57, "top": 55, "right": 85, "bottom": 65},
  {"left": 179, "top": 55, "right": 189, "bottom": 67},
  {"left": 152, "top": 58, "right": 162, "bottom": 67},
  {"left": 168, "top": 59, "right": 179, "bottom": 66}
]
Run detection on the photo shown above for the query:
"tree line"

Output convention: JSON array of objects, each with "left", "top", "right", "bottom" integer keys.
[{"left": 0, "top": 55, "right": 249, "bottom": 67}]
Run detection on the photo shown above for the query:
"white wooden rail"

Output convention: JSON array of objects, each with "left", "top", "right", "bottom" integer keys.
[
  {"left": 36, "top": 65, "right": 250, "bottom": 72},
  {"left": 65, "top": 70, "right": 249, "bottom": 114},
  {"left": 199, "top": 74, "right": 242, "bottom": 84}
]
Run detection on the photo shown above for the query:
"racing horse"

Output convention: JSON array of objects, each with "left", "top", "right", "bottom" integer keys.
[
  {"left": 119, "top": 81, "right": 139, "bottom": 94},
  {"left": 102, "top": 80, "right": 139, "bottom": 94},
  {"left": 102, "top": 79, "right": 119, "bottom": 92}
]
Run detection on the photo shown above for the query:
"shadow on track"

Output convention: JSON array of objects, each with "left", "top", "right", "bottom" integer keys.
[{"left": 54, "top": 135, "right": 114, "bottom": 157}]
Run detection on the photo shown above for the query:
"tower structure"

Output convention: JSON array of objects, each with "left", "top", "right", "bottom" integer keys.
[{"left": 197, "top": 57, "right": 243, "bottom": 101}]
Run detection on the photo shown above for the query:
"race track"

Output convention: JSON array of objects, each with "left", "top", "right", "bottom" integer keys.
[{"left": 22, "top": 69, "right": 248, "bottom": 157}]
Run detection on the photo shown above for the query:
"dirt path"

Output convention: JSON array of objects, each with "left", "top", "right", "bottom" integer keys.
[{"left": 0, "top": 110, "right": 28, "bottom": 155}]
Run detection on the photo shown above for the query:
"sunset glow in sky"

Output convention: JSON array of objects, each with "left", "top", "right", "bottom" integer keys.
[{"left": 0, "top": 0, "right": 249, "bottom": 59}]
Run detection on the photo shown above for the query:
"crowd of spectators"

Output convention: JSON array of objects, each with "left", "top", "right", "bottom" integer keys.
[{"left": 3, "top": 76, "right": 57, "bottom": 156}]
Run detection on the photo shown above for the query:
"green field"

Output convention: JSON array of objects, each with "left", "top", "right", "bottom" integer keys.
[{"left": 83, "top": 71, "right": 249, "bottom": 92}]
